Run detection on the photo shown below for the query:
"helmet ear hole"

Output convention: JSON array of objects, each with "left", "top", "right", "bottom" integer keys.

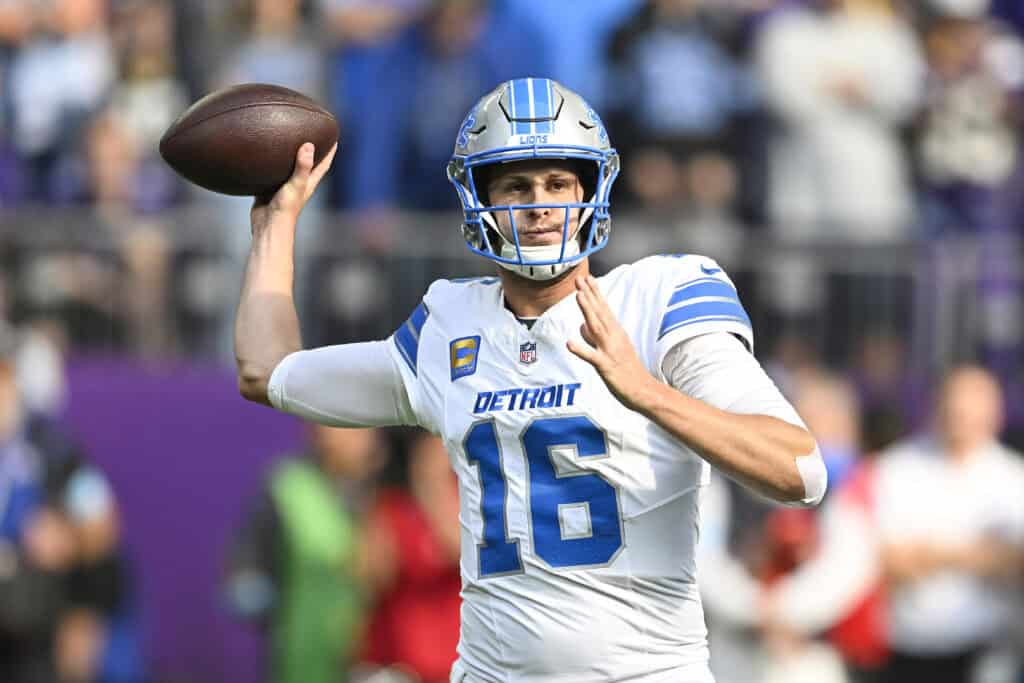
[
  {"left": 470, "top": 165, "right": 493, "bottom": 205},
  {"left": 574, "top": 160, "right": 598, "bottom": 200}
]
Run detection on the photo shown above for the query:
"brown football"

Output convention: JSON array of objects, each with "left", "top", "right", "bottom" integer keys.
[{"left": 159, "top": 83, "right": 339, "bottom": 196}]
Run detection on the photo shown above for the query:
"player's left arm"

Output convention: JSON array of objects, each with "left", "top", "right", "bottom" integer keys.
[{"left": 567, "top": 275, "right": 825, "bottom": 507}]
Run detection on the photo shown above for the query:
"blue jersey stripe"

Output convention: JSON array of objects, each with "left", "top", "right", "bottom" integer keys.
[
  {"left": 659, "top": 315, "right": 754, "bottom": 340},
  {"left": 667, "top": 280, "right": 738, "bottom": 308},
  {"left": 394, "top": 323, "right": 419, "bottom": 375},
  {"left": 658, "top": 300, "right": 751, "bottom": 339},
  {"left": 449, "top": 276, "right": 500, "bottom": 285},
  {"left": 394, "top": 301, "right": 430, "bottom": 375},
  {"left": 393, "top": 334, "right": 414, "bottom": 373},
  {"left": 410, "top": 302, "right": 429, "bottom": 336}
]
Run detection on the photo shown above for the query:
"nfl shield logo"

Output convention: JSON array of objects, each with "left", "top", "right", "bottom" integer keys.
[{"left": 519, "top": 341, "right": 537, "bottom": 365}]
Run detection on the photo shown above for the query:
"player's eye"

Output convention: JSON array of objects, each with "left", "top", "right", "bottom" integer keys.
[{"left": 549, "top": 177, "right": 575, "bottom": 193}]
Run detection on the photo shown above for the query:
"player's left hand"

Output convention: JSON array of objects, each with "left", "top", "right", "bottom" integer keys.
[{"left": 567, "top": 275, "right": 658, "bottom": 412}]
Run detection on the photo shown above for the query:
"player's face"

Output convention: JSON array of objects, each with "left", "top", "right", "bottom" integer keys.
[
  {"left": 486, "top": 160, "right": 584, "bottom": 247},
  {"left": 937, "top": 367, "right": 1004, "bottom": 450}
]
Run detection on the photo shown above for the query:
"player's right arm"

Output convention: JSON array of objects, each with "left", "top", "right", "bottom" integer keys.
[
  {"left": 236, "top": 143, "right": 421, "bottom": 429},
  {"left": 235, "top": 142, "right": 335, "bottom": 405}
]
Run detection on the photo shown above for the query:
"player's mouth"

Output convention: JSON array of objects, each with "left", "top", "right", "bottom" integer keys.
[{"left": 518, "top": 226, "right": 564, "bottom": 246}]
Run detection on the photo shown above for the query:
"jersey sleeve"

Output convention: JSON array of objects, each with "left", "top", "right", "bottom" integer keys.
[
  {"left": 267, "top": 340, "right": 417, "bottom": 427},
  {"left": 661, "top": 332, "right": 802, "bottom": 427},
  {"left": 648, "top": 256, "right": 754, "bottom": 374},
  {"left": 385, "top": 284, "right": 446, "bottom": 434}
]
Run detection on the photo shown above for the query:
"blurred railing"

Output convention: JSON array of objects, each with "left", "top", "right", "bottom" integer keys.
[{"left": 0, "top": 207, "right": 1020, "bottom": 376}]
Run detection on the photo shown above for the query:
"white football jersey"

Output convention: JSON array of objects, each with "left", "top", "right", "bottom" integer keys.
[{"left": 388, "top": 254, "right": 754, "bottom": 683}]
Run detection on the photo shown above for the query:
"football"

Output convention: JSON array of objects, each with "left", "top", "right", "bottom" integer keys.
[{"left": 159, "top": 83, "right": 339, "bottom": 196}]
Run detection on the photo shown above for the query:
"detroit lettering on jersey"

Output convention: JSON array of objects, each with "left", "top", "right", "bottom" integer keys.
[{"left": 473, "top": 382, "right": 582, "bottom": 414}]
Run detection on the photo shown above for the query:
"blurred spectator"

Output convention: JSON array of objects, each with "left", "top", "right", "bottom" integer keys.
[
  {"left": 756, "top": 0, "right": 924, "bottom": 243},
  {"left": 217, "top": 0, "right": 323, "bottom": 98},
  {"left": 25, "top": 319, "right": 144, "bottom": 683},
  {"left": 502, "top": 0, "right": 640, "bottom": 109},
  {"left": 44, "top": 441, "right": 143, "bottom": 683},
  {"left": 0, "top": 0, "right": 182, "bottom": 209},
  {"left": 6, "top": 0, "right": 115, "bottom": 202},
  {"left": 875, "top": 366, "right": 1024, "bottom": 682},
  {"left": 338, "top": 0, "right": 550, "bottom": 215},
  {"left": 319, "top": 0, "right": 426, "bottom": 47},
  {"left": 749, "top": 372, "right": 857, "bottom": 683},
  {"left": 104, "top": 0, "right": 187, "bottom": 212},
  {"left": 205, "top": 0, "right": 330, "bottom": 362},
  {"left": 755, "top": 0, "right": 926, "bottom": 355},
  {"left": 0, "top": 326, "right": 143, "bottom": 683},
  {"left": 319, "top": 0, "right": 427, "bottom": 209},
  {"left": 606, "top": 0, "right": 756, "bottom": 211},
  {"left": 76, "top": 110, "right": 148, "bottom": 208},
  {"left": 916, "top": 12, "right": 1024, "bottom": 236},
  {"left": 110, "top": 1, "right": 186, "bottom": 158},
  {"left": 224, "top": 425, "right": 386, "bottom": 683},
  {"left": 765, "top": 372, "right": 890, "bottom": 683},
  {"left": 698, "top": 470, "right": 760, "bottom": 683},
  {"left": 360, "top": 431, "right": 460, "bottom": 683},
  {"left": 792, "top": 370, "right": 862, "bottom": 492},
  {"left": 701, "top": 370, "right": 882, "bottom": 683},
  {"left": 849, "top": 330, "right": 926, "bottom": 439},
  {"left": 914, "top": 12, "right": 1024, "bottom": 376},
  {"left": 0, "top": 350, "right": 57, "bottom": 683}
]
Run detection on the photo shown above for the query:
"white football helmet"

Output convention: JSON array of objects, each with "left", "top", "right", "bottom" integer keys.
[{"left": 447, "top": 78, "right": 620, "bottom": 280}]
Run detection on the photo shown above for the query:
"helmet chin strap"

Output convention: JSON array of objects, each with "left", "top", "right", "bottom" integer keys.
[{"left": 496, "top": 239, "right": 581, "bottom": 281}]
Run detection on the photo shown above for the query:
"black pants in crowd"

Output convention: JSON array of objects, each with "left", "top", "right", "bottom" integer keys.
[{"left": 884, "top": 647, "right": 983, "bottom": 683}]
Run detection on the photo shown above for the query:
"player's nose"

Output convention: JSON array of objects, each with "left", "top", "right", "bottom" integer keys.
[{"left": 525, "top": 184, "right": 555, "bottom": 215}]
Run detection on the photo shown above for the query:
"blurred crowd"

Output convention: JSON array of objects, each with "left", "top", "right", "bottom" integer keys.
[
  {"left": 0, "top": 0, "right": 1021, "bottom": 682},
  {"left": 0, "top": 0, "right": 1017, "bottom": 361},
  {"left": 0, "top": 326, "right": 143, "bottom": 683},
  {"left": 700, "top": 363, "right": 1024, "bottom": 683},
  {"left": 223, "top": 426, "right": 462, "bottom": 683},
  {"left": 215, "top": 366, "right": 1024, "bottom": 683}
]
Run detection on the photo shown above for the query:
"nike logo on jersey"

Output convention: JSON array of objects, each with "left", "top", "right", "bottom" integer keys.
[
  {"left": 473, "top": 383, "right": 582, "bottom": 414},
  {"left": 700, "top": 264, "right": 722, "bottom": 275}
]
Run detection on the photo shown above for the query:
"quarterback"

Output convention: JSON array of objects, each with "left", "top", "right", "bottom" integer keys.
[{"left": 235, "top": 79, "right": 826, "bottom": 683}]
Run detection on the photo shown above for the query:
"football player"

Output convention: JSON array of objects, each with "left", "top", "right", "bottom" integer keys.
[{"left": 235, "top": 78, "right": 827, "bottom": 683}]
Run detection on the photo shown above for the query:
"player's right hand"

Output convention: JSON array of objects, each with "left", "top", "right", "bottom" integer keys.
[
  {"left": 251, "top": 142, "right": 338, "bottom": 230},
  {"left": 567, "top": 275, "right": 658, "bottom": 412}
]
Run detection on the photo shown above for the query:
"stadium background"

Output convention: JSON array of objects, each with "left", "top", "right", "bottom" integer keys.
[{"left": 1, "top": 0, "right": 1023, "bottom": 682}]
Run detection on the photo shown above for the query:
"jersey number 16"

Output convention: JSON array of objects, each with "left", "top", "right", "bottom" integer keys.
[{"left": 464, "top": 415, "right": 624, "bottom": 577}]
